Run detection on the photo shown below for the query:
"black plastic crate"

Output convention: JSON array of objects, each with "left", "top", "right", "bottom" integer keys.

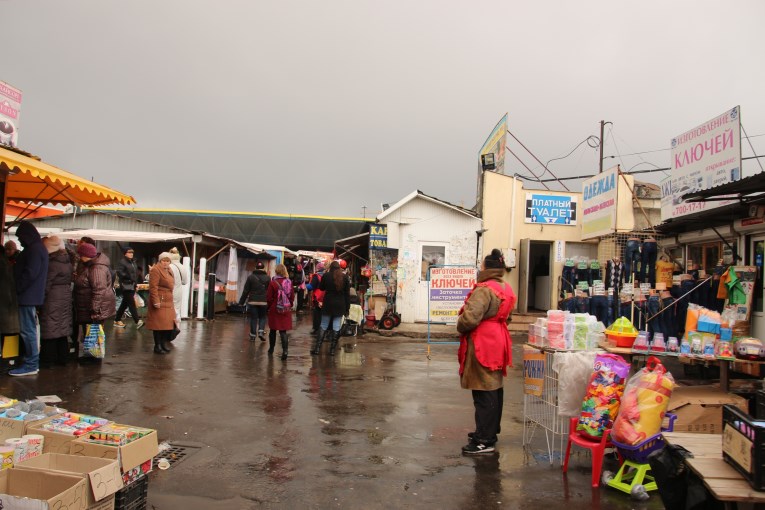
[
  {"left": 115, "top": 475, "right": 149, "bottom": 510},
  {"left": 722, "top": 404, "right": 765, "bottom": 491},
  {"left": 756, "top": 389, "right": 765, "bottom": 420}
]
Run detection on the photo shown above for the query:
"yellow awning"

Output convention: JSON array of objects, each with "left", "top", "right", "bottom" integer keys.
[{"left": 0, "top": 146, "right": 135, "bottom": 206}]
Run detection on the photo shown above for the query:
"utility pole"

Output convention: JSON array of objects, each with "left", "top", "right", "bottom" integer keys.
[
  {"left": 599, "top": 120, "right": 605, "bottom": 174},
  {"left": 362, "top": 206, "right": 367, "bottom": 218}
]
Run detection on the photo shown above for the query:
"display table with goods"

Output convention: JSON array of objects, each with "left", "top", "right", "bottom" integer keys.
[{"left": 0, "top": 395, "right": 159, "bottom": 510}]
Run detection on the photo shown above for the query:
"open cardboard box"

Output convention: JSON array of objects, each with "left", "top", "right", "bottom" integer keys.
[
  {"left": 0, "top": 406, "right": 64, "bottom": 444},
  {"left": 70, "top": 429, "right": 158, "bottom": 474},
  {"left": 668, "top": 384, "right": 749, "bottom": 434},
  {"left": 0, "top": 468, "right": 88, "bottom": 510},
  {"left": 25, "top": 417, "right": 102, "bottom": 455},
  {"left": 15, "top": 453, "right": 123, "bottom": 510}
]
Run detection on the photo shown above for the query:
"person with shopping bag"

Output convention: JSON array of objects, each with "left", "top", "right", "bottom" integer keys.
[{"left": 73, "top": 242, "right": 116, "bottom": 363}]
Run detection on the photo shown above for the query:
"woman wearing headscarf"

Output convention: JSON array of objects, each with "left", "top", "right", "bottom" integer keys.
[
  {"left": 457, "top": 249, "right": 515, "bottom": 455},
  {"left": 312, "top": 260, "right": 350, "bottom": 356},
  {"left": 266, "top": 264, "right": 294, "bottom": 359},
  {"left": 146, "top": 252, "right": 176, "bottom": 354},
  {"left": 168, "top": 247, "right": 189, "bottom": 330},
  {"left": 73, "top": 242, "right": 116, "bottom": 361},
  {"left": 39, "top": 236, "right": 73, "bottom": 367}
]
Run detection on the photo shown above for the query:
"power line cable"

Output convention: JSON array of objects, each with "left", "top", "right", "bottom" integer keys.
[
  {"left": 506, "top": 130, "right": 571, "bottom": 191},
  {"left": 742, "top": 123, "right": 765, "bottom": 174}
]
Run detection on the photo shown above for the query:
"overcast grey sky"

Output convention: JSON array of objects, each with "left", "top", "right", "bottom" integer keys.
[{"left": 3, "top": 1, "right": 764, "bottom": 217}]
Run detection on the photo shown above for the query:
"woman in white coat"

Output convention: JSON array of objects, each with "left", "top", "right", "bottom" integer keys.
[{"left": 168, "top": 248, "right": 190, "bottom": 328}]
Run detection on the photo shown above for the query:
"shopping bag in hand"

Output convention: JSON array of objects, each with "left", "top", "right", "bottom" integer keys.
[{"left": 82, "top": 324, "right": 106, "bottom": 359}]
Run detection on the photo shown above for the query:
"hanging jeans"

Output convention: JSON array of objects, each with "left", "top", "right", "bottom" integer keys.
[
  {"left": 589, "top": 267, "right": 602, "bottom": 285},
  {"left": 671, "top": 280, "right": 697, "bottom": 337},
  {"left": 624, "top": 240, "right": 642, "bottom": 283},
  {"left": 640, "top": 241, "right": 658, "bottom": 286},
  {"left": 607, "top": 293, "right": 616, "bottom": 327},
  {"left": 560, "top": 298, "right": 577, "bottom": 313},
  {"left": 646, "top": 295, "right": 662, "bottom": 339},
  {"left": 589, "top": 295, "right": 609, "bottom": 325},
  {"left": 661, "top": 297, "right": 677, "bottom": 339},
  {"left": 575, "top": 267, "right": 589, "bottom": 288},
  {"left": 562, "top": 266, "right": 576, "bottom": 296},
  {"left": 575, "top": 296, "right": 590, "bottom": 314}
]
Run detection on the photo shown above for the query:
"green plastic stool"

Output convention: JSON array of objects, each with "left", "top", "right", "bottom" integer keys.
[{"left": 606, "top": 459, "right": 657, "bottom": 493}]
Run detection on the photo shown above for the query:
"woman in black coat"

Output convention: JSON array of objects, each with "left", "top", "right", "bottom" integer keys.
[
  {"left": 40, "top": 237, "right": 73, "bottom": 366},
  {"left": 311, "top": 261, "right": 350, "bottom": 356}
]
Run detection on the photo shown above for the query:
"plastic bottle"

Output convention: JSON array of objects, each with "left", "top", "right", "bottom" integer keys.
[
  {"left": 680, "top": 337, "right": 691, "bottom": 355},
  {"left": 667, "top": 337, "right": 679, "bottom": 354},
  {"left": 633, "top": 331, "right": 650, "bottom": 351},
  {"left": 651, "top": 333, "right": 666, "bottom": 352}
]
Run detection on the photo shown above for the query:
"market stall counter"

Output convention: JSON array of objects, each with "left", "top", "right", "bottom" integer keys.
[{"left": 663, "top": 432, "right": 765, "bottom": 507}]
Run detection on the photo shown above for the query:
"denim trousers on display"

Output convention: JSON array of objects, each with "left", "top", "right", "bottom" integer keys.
[
  {"left": 661, "top": 297, "right": 677, "bottom": 339},
  {"left": 646, "top": 295, "right": 661, "bottom": 339},
  {"left": 575, "top": 297, "right": 590, "bottom": 314},
  {"left": 575, "top": 268, "right": 589, "bottom": 288},
  {"left": 624, "top": 240, "right": 642, "bottom": 283},
  {"left": 561, "top": 298, "right": 577, "bottom": 313},
  {"left": 589, "top": 295, "right": 609, "bottom": 326},
  {"left": 562, "top": 266, "right": 576, "bottom": 296},
  {"left": 640, "top": 242, "right": 658, "bottom": 286},
  {"left": 18, "top": 306, "right": 39, "bottom": 370},
  {"left": 589, "top": 268, "right": 602, "bottom": 286},
  {"left": 606, "top": 294, "right": 616, "bottom": 327}
]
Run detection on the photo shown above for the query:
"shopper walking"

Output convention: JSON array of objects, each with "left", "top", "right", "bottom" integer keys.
[
  {"left": 114, "top": 247, "right": 144, "bottom": 330},
  {"left": 312, "top": 260, "right": 350, "bottom": 356},
  {"left": 146, "top": 252, "right": 176, "bottom": 354},
  {"left": 10, "top": 221, "right": 48, "bottom": 376},
  {"left": 73, "top": 242, "right": 116, "bottom": 361},
  {"left": 39, "top": 236, "right": 73, "bottom": 367},
  {"left": 168, "top": 247, "right": 189, "bottom": 328},
  {"left": 266, "top": 264, "right": 294, "bottom": 359},
  {"left": 457, "top": 249, "right": 515, "bottom": 455},
  {"left": 307, "top": 263, "right": 326, "bottom": 334},
  {"left": 239, "top": 260, "right": 270, "bottom": 340}
]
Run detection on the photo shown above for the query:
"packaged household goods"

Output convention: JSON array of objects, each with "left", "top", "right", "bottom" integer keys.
[
  {"left": 612, "top": 356, "right": 675, "bottom": 445},
  {"left": 82, "top": 424, "right": 153, "bottom": 447},
  {"left": 576, "top": 353, "right": 630, "bottom": 439}
]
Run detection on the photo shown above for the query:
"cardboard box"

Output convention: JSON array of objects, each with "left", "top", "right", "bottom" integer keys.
[
  {"left": 26, "top": 421, "right": 83, "bottom": 455},
  {"left": 0, "top": 468, "right": 87, "bottom": 510},
  {"left": 70, "top": 430, "right": 158, "bottom": 474},
  {"left": 15, "top": 453, "right": 123, "bottom": 509},
  {"left": 0, "top": 407, "right": 63, "bottom": 444},
  {"left": 668, "top": 385, "right": 749, "bottom": 434}
]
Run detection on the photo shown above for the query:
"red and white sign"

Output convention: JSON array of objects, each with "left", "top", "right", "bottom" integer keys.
[
  {"left": 0, "top": 81, "right": 21, "bottom": 148},
  {"left": 662, "top": 106, "right": 741, "bottom": 221}
]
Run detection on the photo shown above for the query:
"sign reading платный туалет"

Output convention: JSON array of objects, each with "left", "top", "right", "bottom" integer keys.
[
  {"left": 428, "top": 267, "right": 477, "bottom": 324},
  {"left": 524, "top": 193, "right": 577, "bottom": 225}
]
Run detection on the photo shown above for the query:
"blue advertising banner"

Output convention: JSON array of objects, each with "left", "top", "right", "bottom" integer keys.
[
  {"left": 370, "top": 223, "right": 388, "bottom": 249},
  {"left": 524, "top": 193, "right": 577, "bottom": 225}
]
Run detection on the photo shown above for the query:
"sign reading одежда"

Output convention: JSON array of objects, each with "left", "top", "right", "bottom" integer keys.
[
  {"left": 428, "top": 267, "right": 477, "bottom": 324},
  {"left": 581, "top": 166, "right": 618, "bottom": 240}
]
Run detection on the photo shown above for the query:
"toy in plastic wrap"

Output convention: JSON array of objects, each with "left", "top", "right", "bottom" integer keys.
[
  {"left": 735, "top": 337, "right": 765, "bottom": 361},
  {"left": 611, "top": 356, "right": 675, "bottom": 445},
  {"left": 605, "top": 317, "right": 638, "bottom": 348},
  {"left": 576, "top": 353, "right": 630, "bottom": 439}
]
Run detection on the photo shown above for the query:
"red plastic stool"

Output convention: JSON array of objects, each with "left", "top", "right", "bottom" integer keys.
[{"left": 562, "top": 416, "right": 617, "bottom": 488}]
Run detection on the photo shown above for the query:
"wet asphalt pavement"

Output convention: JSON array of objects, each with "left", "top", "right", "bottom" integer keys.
[{"left": 0, "top": 313, "right": 666, "bottom": 509}]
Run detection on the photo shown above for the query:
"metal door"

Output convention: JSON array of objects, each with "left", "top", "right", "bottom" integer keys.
[{"left": 518, "top": 238, "right": 531, "bottom": 313}]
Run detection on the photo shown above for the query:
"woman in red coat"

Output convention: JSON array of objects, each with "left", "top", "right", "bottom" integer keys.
[{"left": 266, "top": 264, "right": 294, "bottom": 359}]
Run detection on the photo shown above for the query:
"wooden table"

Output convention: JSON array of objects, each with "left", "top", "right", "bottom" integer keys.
[{"left": 663, "top": 432, "right": 765, "bottom": 508}]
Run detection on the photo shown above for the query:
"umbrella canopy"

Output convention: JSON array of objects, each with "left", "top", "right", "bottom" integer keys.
[{"left": 0, "top": 146, "right": 135, "bottom": 206}]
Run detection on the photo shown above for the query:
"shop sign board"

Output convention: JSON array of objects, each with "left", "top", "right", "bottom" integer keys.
[
  {"left": 581, "top": 166, "right": 618, "bottom": 239},
  {"left": 0, "top": 80, "right": 22, "bottom": 148},
  {"left": 370, "top": 223, "right": 388, "bottom": 249},
  {"left": 662, "top": 106, "right": 742, "bottom": 221},
  {"left": 428, "top": 266, "right": 477, "bottom": 324},
  {"left": 476, "top": 113, "right": 508, "bottom": 205},
  {"left": 523, "top": 347, "right": 545, "bottom": 396},
  {"left": 524, "top": 193, "right": 577, "bottom": 225}
]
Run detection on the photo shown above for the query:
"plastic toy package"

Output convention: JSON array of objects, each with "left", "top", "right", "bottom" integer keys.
[
  {"left": 576, "top": 353, "right": 630, "bottom": 439},
  {"left": 611, "top": 356, "right": 675, "bottom": 445}
]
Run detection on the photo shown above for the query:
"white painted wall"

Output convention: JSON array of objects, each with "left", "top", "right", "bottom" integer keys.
[{"left": 379, "top": 195, "right": 482, "bottom": 323}]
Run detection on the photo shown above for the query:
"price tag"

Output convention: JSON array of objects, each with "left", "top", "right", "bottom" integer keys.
[{"left": 640, "top": 283, "right": 651, "bottom": 295}]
